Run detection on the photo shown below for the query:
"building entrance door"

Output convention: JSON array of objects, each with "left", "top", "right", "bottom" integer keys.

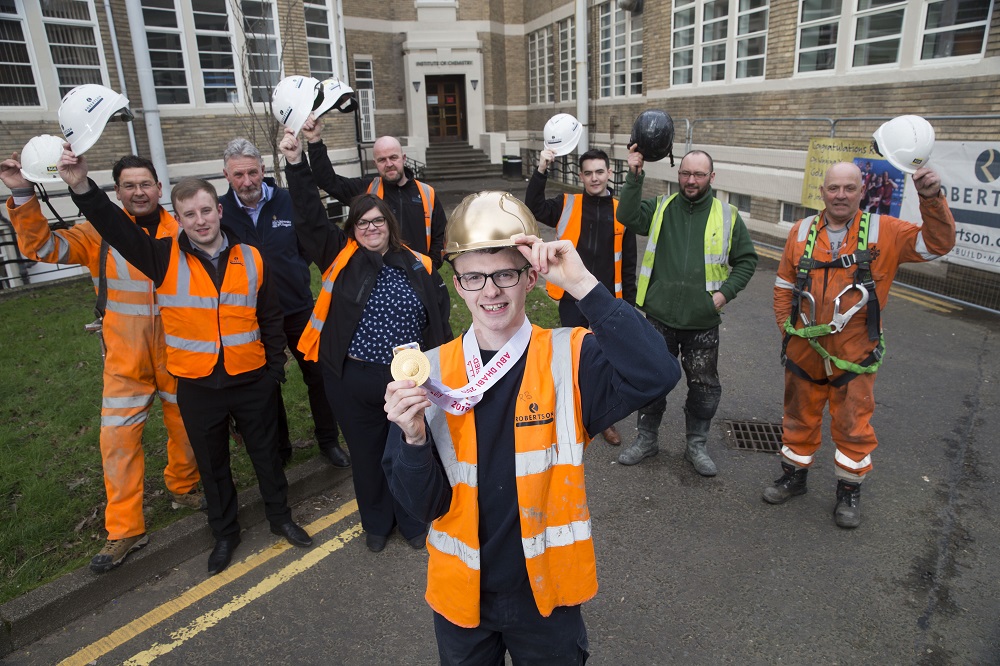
[{"left": 425, "top": 76, "right": 466, "bottom": 143}]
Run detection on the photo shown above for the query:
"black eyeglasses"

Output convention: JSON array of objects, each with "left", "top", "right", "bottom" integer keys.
[
  {"left": 356, "top": 216, "right": 387, "bottom": 230},
  {"left": 678, "top": 171, "right": 711, "bottom": 180},
  {"left": 456, "top": 265, "right": 531, "bottom": 291}
]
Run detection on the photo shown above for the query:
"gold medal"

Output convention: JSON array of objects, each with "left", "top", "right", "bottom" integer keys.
[{"left": 391, "top": 348, "right": 430, "bottom": 385}]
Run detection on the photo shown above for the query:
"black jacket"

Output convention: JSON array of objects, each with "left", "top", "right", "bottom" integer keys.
[
  {"left": 219, "top": 178, "right": 314, "bottom": 317},
  {"left": 70, "top": 180, "right": 287, "bottom": 388},
  {"left": 524, "top": 170, "right": 638, "bottom": 307},
  {"left": 284, "top": 160, "right": 453, "bottom": 378},
  {"left": 305, "top": 139, "right": 447, "bottom": 267}
]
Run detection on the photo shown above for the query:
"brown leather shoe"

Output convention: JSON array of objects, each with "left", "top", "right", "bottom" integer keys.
[{"left": 602, "top": 425, "right": 622, "bottom": 446}]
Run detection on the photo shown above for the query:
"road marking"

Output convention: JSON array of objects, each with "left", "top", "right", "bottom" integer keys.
[
  {"left": 58, "top": 500, "right": 359, "bottom": 666},
  {"left": 124, "top": 522, "right": 364, "bottom": 665},
  {"left": 890, "top": 285, "right": 960, "bottom": 313}
]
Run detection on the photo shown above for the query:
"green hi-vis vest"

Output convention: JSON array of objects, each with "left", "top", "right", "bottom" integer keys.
[{"left": 635, "top": 193, "right": 734, "bottom": 306}]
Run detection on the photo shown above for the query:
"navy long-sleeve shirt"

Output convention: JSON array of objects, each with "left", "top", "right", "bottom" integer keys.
[{"left": 384, "top": 285, "right": 678, "bottom": 593}]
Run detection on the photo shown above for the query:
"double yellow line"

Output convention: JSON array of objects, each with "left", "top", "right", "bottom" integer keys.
[{"left": 60, "top": 500, "right": 361, "bottom": 666}]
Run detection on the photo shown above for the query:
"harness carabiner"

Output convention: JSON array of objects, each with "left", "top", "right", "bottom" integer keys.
[
  {"left": 828, "top": 284, "right": 869, "bottom": 334},
  {"left": 797, "top": 291, "right": 817, "bottom": 327}
]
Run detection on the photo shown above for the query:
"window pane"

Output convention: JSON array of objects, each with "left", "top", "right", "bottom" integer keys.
[
  {"left": 736, "top": 56, "right": 764, "bottom": 77},
  {"left": 674, "top": 27, "right": 695, "bottom": 47},
  {"left": 921, "top": 25, "right": 987, "bottom": 59},
  {"left": 703, "top": 20, "right": 728, "bottom": 41},
  {"left": 925, "top": 0, "right": 991, "bottom": 28},
  {"left": 800, "top": 24, "right": 838, "bottom": 49},
  {"left": 738, "top": 10, "right": 768, "bottom": 34},
  {"left": 857, "top": 0, "right": 904, "bottom": 9},
  {"left": 738, "top": 35, "right": 766, "bottom": 57},
  {"left": 855, "top": 9, "right": 904, "bottom": 40},
  {"left": 801, "top": 0, "right": 841, "bottom": 22},
  {"left": 673, "top": 68, "right": 693, "bottom": 85},
  {"left": 853, "top": 38, "right": 900, "bottom": 65},
  {"left": 703, "top": 0, "right": 729, "bottom": 21},
  {"left": 798, "top": 48, "right": 836, "bottom": 71}
]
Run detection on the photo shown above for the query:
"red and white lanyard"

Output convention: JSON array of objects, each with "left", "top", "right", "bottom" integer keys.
[{"left": 424, "top": 318, "right": 532, "bottom": 415}]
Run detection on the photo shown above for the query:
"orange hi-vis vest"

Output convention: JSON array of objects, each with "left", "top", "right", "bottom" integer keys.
[
  {"left": 367, "top": 177, "right": 436, "bottom": 252},
  {"left": 298, "top": 241, "right": 433, "bottom": 362},
  {"left": 155, "top": 242, "right": 266, "bottom": 379},
  {"left": 545, "top": 194, "right": 623, "bottom": 301},
  {"left": 423, "top": 324, "right": 596, "bottom": 627},
  {"left": 98, "top": 208, "right": 179, "bottom": 319}
]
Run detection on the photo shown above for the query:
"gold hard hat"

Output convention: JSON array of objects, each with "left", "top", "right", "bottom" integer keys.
[{"left": 445, "top": 191, "right": 539, "bottom": 258}]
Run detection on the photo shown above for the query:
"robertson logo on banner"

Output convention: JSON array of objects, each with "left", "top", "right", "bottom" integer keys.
[{"left": 900, "top": 141, "right": 1000, "bottom": 273}]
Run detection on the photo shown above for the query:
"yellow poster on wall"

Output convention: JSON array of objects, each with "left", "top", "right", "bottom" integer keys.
[{"left": 801, "top": 138, "right": 883, "bottom": 210}]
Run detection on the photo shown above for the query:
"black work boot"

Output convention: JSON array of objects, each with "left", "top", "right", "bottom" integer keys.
[
  {"left": 618, "top": 411, "right": 662, "bottom": 466},
  {"left": 834, "top": 480, "right": 862, "bottom": 528},
  {"left": 762, "top": 462, "right": 808, "bottom": 504}
]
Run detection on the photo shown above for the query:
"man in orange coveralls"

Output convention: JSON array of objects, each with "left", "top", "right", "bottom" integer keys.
[
  {"left": 766, "top": 162, "right": 955, "bottom": 528},
  {"left": 1, "top": 152, "right": 203, "bottom": 572}
]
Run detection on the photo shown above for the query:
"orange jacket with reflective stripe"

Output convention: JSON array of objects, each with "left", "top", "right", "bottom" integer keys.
[
  {"left": 423, "top": 325, "right": 596, "bottom": 627},
  {"left": 367, "top": 177, "right": 435, "bottom": 252},
  {"left": 545, "top": 194, "right": 623, "bottom": 301},
  {"left": 8, "top": 197, "right": 176, "bottom": 320},
  {"left": 156, "top": 242, "right": 266, "bottom": 378},
  {"left": 298, "top": 240, "right": 433, "bottom": 362}
]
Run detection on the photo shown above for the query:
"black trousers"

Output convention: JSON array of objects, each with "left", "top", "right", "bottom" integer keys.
[
  {"left": 178, "top": 374, "right": 291, "bottom": 539},
  {"left": 433, "top": 580, "right": 589, "bottom": 665},
  {"left": 323, "top": 358, "right": 426, "bottom": 539},
  {"left": 277, "top": 307, "right": 340, "bottom": 453}
]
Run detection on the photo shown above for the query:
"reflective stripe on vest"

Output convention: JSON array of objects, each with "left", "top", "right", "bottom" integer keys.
[
  {"left": 545, "top": 194, "right": 624, "bottom": 301},
  {"left": 423, "top": 325, "right": 596, "bottom": 628},
  {"left": 635, "top": 194, "right": 734, "bottom": 305},
  {"left": 156, "top": 243, "right": 265, "bottom": 378},
  {"left": 297, "top": 242, "right": 433, "bottom": 362},
  {"left": 367, "top": 177, "right": 435, "bottom": 252},
  {"left": 92, "top": 207, "right": 178, "bottom": 318}
]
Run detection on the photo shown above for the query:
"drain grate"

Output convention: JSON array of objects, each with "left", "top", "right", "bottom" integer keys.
[{"left": 724, "top": 420, "right": 783, "bottom": 453}]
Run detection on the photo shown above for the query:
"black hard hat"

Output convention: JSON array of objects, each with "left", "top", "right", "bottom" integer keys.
[{"left": 629, "top": 110, "right": 675, "bottom": 166}]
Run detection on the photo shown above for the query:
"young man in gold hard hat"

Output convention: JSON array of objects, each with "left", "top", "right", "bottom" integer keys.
[{"left": 383, "top": 191, "right": 679, "bottom": 663}]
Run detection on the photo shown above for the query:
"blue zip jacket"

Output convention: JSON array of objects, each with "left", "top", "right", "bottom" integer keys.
[{"left": 220, "top": 178, "right": 314, "bottom": 316}]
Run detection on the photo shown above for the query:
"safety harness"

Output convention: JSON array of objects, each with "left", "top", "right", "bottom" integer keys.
[{"left": 781, "top": 212, "right": 885, "bottom": 386}]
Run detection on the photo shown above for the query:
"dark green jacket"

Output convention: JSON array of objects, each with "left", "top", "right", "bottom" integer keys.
[{"left": 617, "top": 170, "right": 758, "bottom": 330}]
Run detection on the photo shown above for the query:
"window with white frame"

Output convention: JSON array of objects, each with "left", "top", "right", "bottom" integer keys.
[
  {"left": 797, "top": 0, "right": 841, "bottom": 73},
  {"left": 599, "top": 1, "right": 642, "bottom": 97},
  {"left": 852, "top": 0, "right": 906, "bottom": 68},
  {"left": 671, "top": 0, "right": 766, "bottom": 86},
  {"left": 240, "top": 0, "right": 281, "bottom": 103},
  {"left": 142, "top": 0, "right": 190, "bottom": 104},
  {"left": 0, "top": 1, "right": 38, "bottom": 106},
  {"left": 41, "top": 0, "right": 104, "bottom": 97},
  {"left": 730, "top": 192, "right": 752, "bottom": 214},
  {"left": 557, "top": 17, "right": 575, "bottom": 102},
  {"left": 354, "top": 58, "right": 375, "bottom": 142},
  {"left": 527, "top": 27, "right": 553, "bottom": 105},
  {"left": 782, "top": 202, "right": 819, "bottom": 224},
  {"left": 193, "top": 0, "right": 238, "bottom": 103},
  {"left": 920, "top": 0, "right": 992, "bottom": 61},
  {"left": 304, "top": 0, "right": 337, "bottom": 80}
]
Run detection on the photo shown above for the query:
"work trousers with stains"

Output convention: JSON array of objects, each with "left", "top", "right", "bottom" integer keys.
[
  {"left": 639, "top": 319, "right": 722, "bottom": 424},
  {"left": 100, "top": 320, "right": 200, "bottom": 541},
  {"left": 781, "top": 369, "right": 877, "bottom": 480}
]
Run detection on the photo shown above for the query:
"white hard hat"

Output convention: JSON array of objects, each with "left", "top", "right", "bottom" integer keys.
[
  {"left": 272, "top": 75, "right": 321, "bottom": 134},
  {"left": 314, "top": 77, "right": 358, "bottom": 117},
  {"left": 872, "top": 115, "right": 935, "bottom": 174},
  {"left": 543, "top": 113, "right": 583, "bottom": 157},
  {"left": 20, "top": 134, "right": 66, "bottom": 183},
  {"left": 58, "top": 84, "right": 133, "bottom": 156}
]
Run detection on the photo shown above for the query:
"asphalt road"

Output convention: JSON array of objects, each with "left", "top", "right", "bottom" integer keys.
[{"left": 6, "top": 242, "right": 998, "bottom": 665}]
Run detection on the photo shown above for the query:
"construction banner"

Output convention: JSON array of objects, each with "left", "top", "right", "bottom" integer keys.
[{"left": 801, "top": 138, "right": 884, "bottom": 210}]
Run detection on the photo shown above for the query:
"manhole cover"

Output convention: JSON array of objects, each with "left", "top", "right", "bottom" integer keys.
[{"left": 724, "top": 420, "right": 783, "bottom": 452}]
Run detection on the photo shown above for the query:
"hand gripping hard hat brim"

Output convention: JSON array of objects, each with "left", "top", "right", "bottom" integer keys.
[
  {"left": 20, "top": 134, "right": 67, "bottom": 183},
  {"left": 58, "top": 84, "right": 133, "bottom": 156},
  {"left": 446, "top": 191, "right": 539, "bottom": 258},
  {"left": 629, "top": 109, "right": 675, "bottom": 165},
  {"left": 314, "top": 78, "right": 359, "bottom": 117},
  {"left": 272, "top": 76, "right": 322, "bottom": 134},
  {"left": 543, "top": 113, "right": 583, "bottom": 157},
  {"left": 872, "top": 115, "right": 935, "bottom": 175}
]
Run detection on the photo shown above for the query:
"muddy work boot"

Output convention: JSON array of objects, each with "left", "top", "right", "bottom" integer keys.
[
  {"left": 90, "top": 533, "right": 149, "bottom": 573},
  {"left": 762, "top": 462, "right": 808, "bottom": 504},
  {"left": 834, "top": 480, "right": 862, "bottom": 528},
  {"left": 683, "top": 412, "right": 717, "bottom": 477},
  {"left": 618, "top": 411, "right": 662, "bottom": 466},
  {"left": 170, "top": 488, "right": 208, "bottom": 511}
]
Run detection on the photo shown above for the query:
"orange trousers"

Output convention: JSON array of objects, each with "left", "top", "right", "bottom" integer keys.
[
  {"left": 780, "top": 369, "right": 877, "bottom": 480},
  {"left": 99, "top": 318, "right": 199, "bottom": 540}
]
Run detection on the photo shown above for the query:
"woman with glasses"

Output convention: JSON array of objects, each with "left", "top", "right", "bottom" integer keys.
[{"left": 278, "top": 129, "right": 453, "bottom": 553}]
